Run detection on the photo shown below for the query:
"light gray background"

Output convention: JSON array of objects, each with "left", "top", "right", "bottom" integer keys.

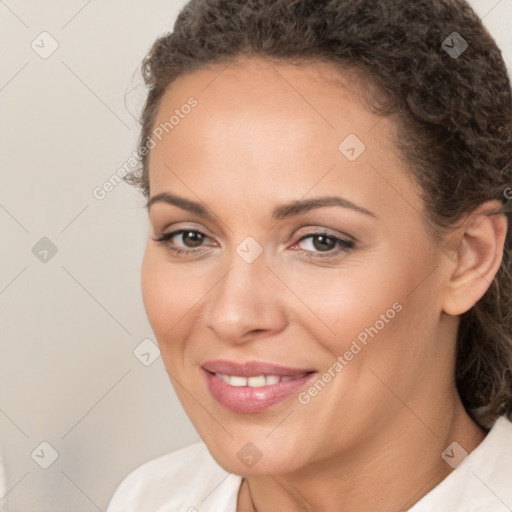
[{"left": 1, "top": 0, "right": 511, "bottom": 510}]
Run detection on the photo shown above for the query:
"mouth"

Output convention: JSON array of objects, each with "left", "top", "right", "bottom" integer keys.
[
  {"left": 202, "top": 359, "right": 317, "bottom": 413},
  {"left": 212, "top": 372, "right": 308, "bottom": 386}
]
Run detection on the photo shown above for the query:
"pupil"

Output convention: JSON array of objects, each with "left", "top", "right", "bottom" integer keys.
[
  {"left": 313, "top": 235, "right": 335, "bottom": 252},
  {"left": 183, "top": 231, "right": 204, "bottom": 247}
]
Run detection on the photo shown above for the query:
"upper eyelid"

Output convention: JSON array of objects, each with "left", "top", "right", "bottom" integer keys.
[
  {"left": 154, "top": 223, "right": 215, "bottom": 239},
  {"left": 150, "top": 205, "right": 361, "bottom": 238},
  {"left": 156, "top": 227, "right": 349, "bottom": 240},
  {"left": 157, "top": 228, "right": 354, "bottom": 251},
  {"left": 155, "top": 228, "right": 213, "bottom": 241},
  {"left": 296, "top": 227, "right": 355, "bottom": 241}
]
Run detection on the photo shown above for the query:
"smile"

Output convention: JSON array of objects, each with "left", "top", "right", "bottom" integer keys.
[
  {"left": 202, "top": 360, "right": 317, "bottom": 413},
  {"left": 213, "top": 373, "right": 308, "bottom": 387}
]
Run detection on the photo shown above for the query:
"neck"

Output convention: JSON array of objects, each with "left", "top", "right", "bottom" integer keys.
[{"left": 238, "top": 397, "right": 486, "bottom": 512}]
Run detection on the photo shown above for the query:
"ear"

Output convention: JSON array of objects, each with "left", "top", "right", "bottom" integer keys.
[{"left": 442, "top": 200, "right": 508, "bottom": 316}]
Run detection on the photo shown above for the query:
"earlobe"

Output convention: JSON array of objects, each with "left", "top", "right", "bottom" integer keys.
[{"left": 442, "top": 200, "right": 508, "bottom": 316}]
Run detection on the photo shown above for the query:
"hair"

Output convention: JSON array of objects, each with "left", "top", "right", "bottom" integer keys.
[{"left": 129, "top": 0, "right": 512, "bottom": 429}]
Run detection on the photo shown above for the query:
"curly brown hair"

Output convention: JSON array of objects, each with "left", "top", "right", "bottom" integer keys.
[{"left": 129, "top": 0, "right": 512, "bottom": 429}]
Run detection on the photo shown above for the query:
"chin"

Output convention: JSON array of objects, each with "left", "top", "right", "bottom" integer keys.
[{"left": 201, "top": 432, "right": 306, "bottom": 477}]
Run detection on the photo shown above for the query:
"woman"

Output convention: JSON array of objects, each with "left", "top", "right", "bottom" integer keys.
[{"left": 108, "top": 0, "right": 512, "bottom": 510}]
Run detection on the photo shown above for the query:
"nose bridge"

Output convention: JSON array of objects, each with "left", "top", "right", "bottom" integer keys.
[{"left": 204, "top": 247, "right": 286, "bottom": 342}]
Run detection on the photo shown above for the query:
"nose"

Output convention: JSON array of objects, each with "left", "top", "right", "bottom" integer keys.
[{"left": 203, "top": 253, "right": 288, "bottom": 345}]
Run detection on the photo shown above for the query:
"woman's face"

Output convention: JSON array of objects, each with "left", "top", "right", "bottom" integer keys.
[{"left": 142, "top": 58, "right": 456, "bottom": 475}]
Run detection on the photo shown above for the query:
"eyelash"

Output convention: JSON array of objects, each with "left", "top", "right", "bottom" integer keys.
[{"left": 153, "top": 229, "right": 355, "bottom": 259}]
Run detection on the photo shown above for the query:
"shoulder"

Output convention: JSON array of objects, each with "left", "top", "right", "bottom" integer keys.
[{"left": 107, "top": 442, "right": 242, "bottom": 512}]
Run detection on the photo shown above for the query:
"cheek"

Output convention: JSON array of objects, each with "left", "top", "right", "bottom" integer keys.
[
  {"left": 286, "top": 248, "right": 436, "bottom": 363},
  {"left": 141, "top": 246, "right": 197, "bottom": 345},
  {"left": 141, "top": 247, "right": 167, "bottom": 335},
  {"left": 284, "top": 259, "right": 403, "bottom": 340}
]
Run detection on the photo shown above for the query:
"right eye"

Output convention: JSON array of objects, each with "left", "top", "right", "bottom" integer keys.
[{"left": 153, "top": 229, "right": 212, "bottom": 256}]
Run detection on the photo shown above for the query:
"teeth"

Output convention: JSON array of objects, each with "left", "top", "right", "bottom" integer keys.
[
  {"left": 248, "top": 375, "right": 266, "bottom": 387},
  {"left": 230, "top": 376, "right": 247, "bottom": 387},
  {"left": 214, "top": 373, "right": 305, "bottom": 387},
  {"left": 265, "top": 375, "right": 280, "bottom": 385}
]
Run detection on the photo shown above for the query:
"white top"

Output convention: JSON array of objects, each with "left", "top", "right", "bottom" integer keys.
[{"left": 108, "top": 416, "right": 512, "bottom": 512}]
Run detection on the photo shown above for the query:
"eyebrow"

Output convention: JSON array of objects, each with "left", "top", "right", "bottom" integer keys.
[{"left": 147, "top": 192, "right": 376, "bottom": 220}]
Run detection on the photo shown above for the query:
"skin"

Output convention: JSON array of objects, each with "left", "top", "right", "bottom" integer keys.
[{"left": 141, "top": 58, "right": 507, "bottom": 511}]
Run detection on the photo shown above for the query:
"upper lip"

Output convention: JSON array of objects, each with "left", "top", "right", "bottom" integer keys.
[{"left": 202, "top": 359, "right": 315, "bottom": 377}]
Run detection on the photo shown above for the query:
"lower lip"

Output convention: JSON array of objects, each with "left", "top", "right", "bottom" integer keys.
[{"left": 203, "top": 369, "right": 317, "bottom": 413}]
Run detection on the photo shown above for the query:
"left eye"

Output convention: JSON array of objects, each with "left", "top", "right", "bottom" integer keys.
[{"left": 294, "top": 233, "right": 355, "bottom": 254}]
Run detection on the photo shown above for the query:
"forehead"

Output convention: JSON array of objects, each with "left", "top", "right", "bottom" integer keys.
[
  {"left": 148, "top": 57, "right": 422, "bottom": 220},
  {"left": 151, "top": 58, "right": 381, "bottom": 160}
]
